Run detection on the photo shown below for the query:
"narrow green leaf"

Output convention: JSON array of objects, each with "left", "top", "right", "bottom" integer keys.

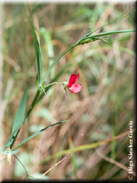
[
  {"left": 76, "top": 11, "right": 129, "bottom": 44},
  {"left": 0, "top": 142, "right": 12, "bottom": 153},
  {"left": 25, "top": 12, "right": 42, "bottom": 84},
  {"left": 2, "top": 85, "right": 27, "bottom": 151},
  {"left": 12, "top": 120, "right": 67, "bottom": 151},
  {"left": 11, "top": 84, "right": 27, "bottom": 134},
  {"left": 88, "top": 29, "right": 135, "bottom": 39},
  {"left": 79, "top": 30, "right": 135, "bottom": 45},
  {"left": 89, "top": 11, "right": 129, "bottom": 35}
]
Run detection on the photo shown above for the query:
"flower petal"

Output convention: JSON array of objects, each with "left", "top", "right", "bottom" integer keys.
[
  {"left": 67, "top": 73, "right": 79, "bottom": 87},
  {"left": 68, "top": 84, "right": 81, "bottom": 94}
]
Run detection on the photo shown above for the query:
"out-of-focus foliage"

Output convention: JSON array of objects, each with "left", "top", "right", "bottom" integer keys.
[{"left": 1, "top": 2, "right": 135, "bottom": 180}]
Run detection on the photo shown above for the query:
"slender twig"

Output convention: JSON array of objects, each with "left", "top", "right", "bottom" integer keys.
[{"left": 96, "top": 149, "right": 136, "bottom": 177}]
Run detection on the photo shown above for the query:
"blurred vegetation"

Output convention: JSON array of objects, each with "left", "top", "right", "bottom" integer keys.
[{"left": 1, "top": 2, "right": 135, "bottom": 180}]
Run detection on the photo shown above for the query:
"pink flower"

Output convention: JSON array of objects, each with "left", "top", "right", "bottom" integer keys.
[{"left": 66, "top": 73, "right": 81, "bottom": 94}]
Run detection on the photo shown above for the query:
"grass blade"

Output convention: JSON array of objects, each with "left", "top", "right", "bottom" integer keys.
[
  {"left": 12, "top": 120, "right": 67, "bottom": 151},
  {"left": 11, "top": 84, "right": 27, "bottom": 134},
  {"left": 25, "top": 12, "right": 42, "bottom": 84},
  {"left": 88, "top": 30, "right": 135, "bottom": 38},
  {"left": 2, "top": 85, "right": 27, "bottom": 150}
]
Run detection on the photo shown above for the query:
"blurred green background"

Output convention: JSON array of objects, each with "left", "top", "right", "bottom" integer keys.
[{"left": 1, "top": 2, "right": 135, "bottom": 180}]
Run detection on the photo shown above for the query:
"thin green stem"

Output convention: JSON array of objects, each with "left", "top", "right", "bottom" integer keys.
[
  {"left": 14, "top": 155, "right": 29, "bottom": 179},
  {"left": 42, "top": 43, "right": 78, "bottom": 83},
  {"left": 25, "top": 88, "right": 41, "bottom": 120},
  {"left": 45, "top": 82, "right": 62, "bottom": 88}
]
